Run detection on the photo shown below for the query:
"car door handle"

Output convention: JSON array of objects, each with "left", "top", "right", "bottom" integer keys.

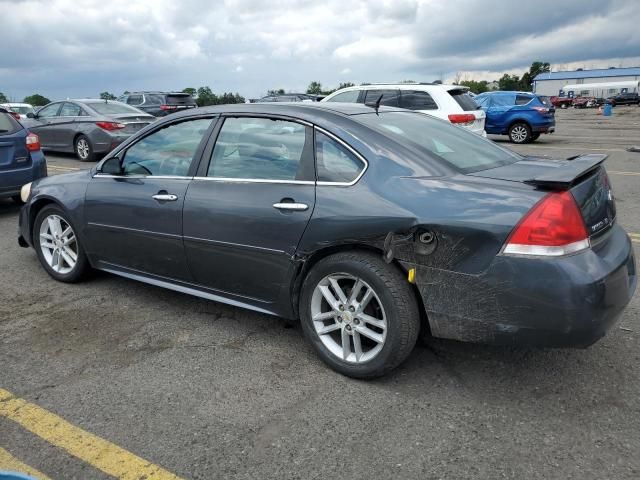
[
  {"left": 152, "top": 194, "right": 178, "bottom": 202},
  {"left": 273, "top": 202, "right": 309, "bottom": 211}
]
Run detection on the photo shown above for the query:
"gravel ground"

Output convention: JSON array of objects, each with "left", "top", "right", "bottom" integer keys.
[{"left": 1, "top": 106, "right": 640, "bottom": 480}]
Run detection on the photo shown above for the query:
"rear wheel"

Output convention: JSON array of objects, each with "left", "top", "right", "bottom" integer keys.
[
  {"left": 75, "top": 134, "right": 95, "bottom": 162},
  {"left": 33, "top": 205, "right": 89, "bottom": 283},
  {"left": 509, "top": 122, "right": 531, "bottom": 144},
  {"left": 300, "top": 252, "right": 420, "bottom": 378}
]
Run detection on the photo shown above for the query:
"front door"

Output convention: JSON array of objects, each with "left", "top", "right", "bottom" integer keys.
[
  {"left": 25, "top": 102, "right": 62, "bottom": 148},
  {"left": 84, "top": 116, "right": 216, "bottom": 280},
  {"left": 183, "top": 116, "right": 316, "bottom": 303}
]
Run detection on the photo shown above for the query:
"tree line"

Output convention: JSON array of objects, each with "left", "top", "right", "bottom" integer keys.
[{"left": 0, "top": 62, "right": 551, "bottom": 108}]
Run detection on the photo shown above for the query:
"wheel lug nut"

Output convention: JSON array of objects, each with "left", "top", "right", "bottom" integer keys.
[
  {"left": 354, "top": 319, "right": 360, "bottom": 325},
  {"left": 348, "top": 306, "right": 355, "bottom": 312},
  {"left": 345, "top": 325, "right": 352, "bottom": 331},
  {"left": 337, "top": 316, "right": 342, "bottom": 322},
  {"left": 339, "top": 304, "right": 344, "bottom": 311}
]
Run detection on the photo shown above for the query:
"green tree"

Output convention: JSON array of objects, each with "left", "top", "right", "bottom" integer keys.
[
  {"left": 196, "top": 86, "right": 217, "bottom": 106},
  {"left": 23, "top": 94, "right": 51, "bottom": 106},
  {"left": 498, "top": 74, "right": 521, "bottom": 91},
  {"left": 338, "top": 82, "right": 355, "bottom": 90},
  {"left": 306, "top": 81, "right": 323, "bottom": 94},
  {"left": 519, "top": 61, "right": 551, "bottom": 91},
  {"left": 460, "top": 80, "right": 489, "bottom": 94},
  {"left": 99, "top": 92, "right": 117, "bottom": 100},
  {"left": 182, "top": 87, "right": 196, "bottom": 96},
  {"left": 267, "top": 88, "right": 285, "bottom": 95},
  {"left": 0, "top": 92, "right": 8, "bottom": 103},
  {"left": 123, "top": 90, "right": 130, "bottom": 95}
]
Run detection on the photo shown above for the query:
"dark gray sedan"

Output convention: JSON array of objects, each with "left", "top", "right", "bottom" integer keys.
[
  {"left": 17, "top": 103, "right": 636, "bottom": 378},
  {"left": 24, "top": 100, "right": 155, "bottom": 162}
]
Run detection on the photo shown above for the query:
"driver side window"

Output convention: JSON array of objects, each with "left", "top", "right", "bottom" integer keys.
[{"left": 121, "top": 118, "right": 213, "bottom": 176}]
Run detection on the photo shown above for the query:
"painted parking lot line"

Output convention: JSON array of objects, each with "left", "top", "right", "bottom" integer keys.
[
  {"left": 609, "top": 170, "right": 640, "bottom": 176},
  {"left": 629, "top": 233, "right": 640, "bottom": 243},
  {"left": 0, "top": 388, "right": 183, "bottom": 480},
  {"left": 46, "top": 165, "right": 80, "bottom": 172},
  {"left": 0, "top": 446, "right": 52, "bottom": 480}
]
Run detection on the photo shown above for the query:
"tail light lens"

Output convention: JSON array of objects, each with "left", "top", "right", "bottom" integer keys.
[
  {"left": 9, "top": 111, "right": 21, "bottom": 121},
  {"left": 25, "top": 132, "right": 41, "bottom": 152},
  {"left": 502, "top": 191, "right": 589, "bottom": 256},
  {"left": 448, "top": 114, "right": 476, "bottom": 125},
  {"left": 532, "top": 106, "right": 549, "bottom": 114},
  {"left": 96, "top": 121, "right": 125, "bottom": 131},
  {"left": 159, "top": 105, "right": 177, "bottom": 111}
]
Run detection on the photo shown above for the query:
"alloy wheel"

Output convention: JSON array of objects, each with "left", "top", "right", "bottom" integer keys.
[
  {"left": 310, "top": 273, "right": 387, "bottom": 363},
  {"left": 39, "top": 214, "right": 78, "bottom": 274},
  {"left": 76, "top": 138, "right": 90, "bottom": 160},
  {"left": 510, "top": 125, "right": 528, "bottom": 143}
]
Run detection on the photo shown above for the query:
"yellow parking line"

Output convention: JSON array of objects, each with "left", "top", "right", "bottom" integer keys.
[
  {"left": 608, "top": 170, "right": 640, "bottom": 176},
  {"left": 0, "top": 389, "right": 183, "bottom": 480},
  {"left": 0, "top": 447, "right": 52, "bottom": 480},
  {"left": 509, "top": 145, "right": 627, "bottom": 152},
  {"left": 46, "top": 165, "right": 80, "bottom": 172}
]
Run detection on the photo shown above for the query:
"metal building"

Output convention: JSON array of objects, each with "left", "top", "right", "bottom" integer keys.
[{"left": 533, "top": 67, "right": 640, "bottom": 97}]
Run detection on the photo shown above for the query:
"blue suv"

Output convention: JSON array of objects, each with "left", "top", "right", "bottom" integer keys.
[
  {"left": 0, "top": 107, "right": 47, "bottom": 203},
  {"left": 474, "top": 91, "right": 556, "bottom": 143}
]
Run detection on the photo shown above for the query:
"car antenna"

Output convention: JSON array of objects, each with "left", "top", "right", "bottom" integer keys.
[{"left": 374, "top": 94, "right": 383, "bottom": 115}]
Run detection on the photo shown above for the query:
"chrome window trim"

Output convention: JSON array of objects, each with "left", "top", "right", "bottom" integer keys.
[
  {"left": 314, "top": 126, "right": 368, "bottom": 187},
  {"left": 93, "top": 173, "right": 192, "bottom": 180},
  {"left": 192, "top": 176, "right": 314, "bottom": 185}
]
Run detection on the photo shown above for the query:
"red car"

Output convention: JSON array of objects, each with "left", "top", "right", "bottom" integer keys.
[{"left": 550, "top": 96, "right": 573, "bottom": 109}]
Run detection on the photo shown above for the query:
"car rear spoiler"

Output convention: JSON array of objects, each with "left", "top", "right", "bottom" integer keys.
[{"left": 524, "top": 154, "right": 607, "bottom": 189}]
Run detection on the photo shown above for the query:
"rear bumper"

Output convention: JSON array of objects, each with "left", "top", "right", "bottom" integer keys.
[
  {"left": 410, "top": 224, "right": 636, "bottom": 347},
  {"left": 532, "top": 119, "right": 556, "bottom": 134},
  {"left": 0, "top": 151, "right": 47, "bottom": 199}
]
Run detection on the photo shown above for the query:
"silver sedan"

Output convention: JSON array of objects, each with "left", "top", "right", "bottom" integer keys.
[{"left": 24, "top": 99, "right": 155, "bottom": 162}]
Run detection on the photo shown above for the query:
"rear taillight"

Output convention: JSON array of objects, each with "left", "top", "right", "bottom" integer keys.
[
  {"left": 96, "top": 121, "right": 125, "bottom": 131},
  {"left": 25, "top": 132, "right": 40, "bottom": 152},
  {"left": 503, "top": 191, "right": 589, "bottom": 256},
  {"left": 9, "top": 111, "right": 21, "bottom": 121},
  {"left": 448, "top": 113, "right": 475, "bottom": 125},
  {"left": 159, "top": 104, "right": 177, "bottom": 111},
  {"left": 532, "top": 106, "right": 549, "bottom": 114}
]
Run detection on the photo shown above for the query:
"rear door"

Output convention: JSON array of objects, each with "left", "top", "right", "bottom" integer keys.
[
  {"left": 84, "top": 116, "right": 216, "bottom": 280},
  {"left": 183, "top": 115, "right": 316, "bottom": 302},
  {"left": 485, "top": 94, "right": 515, "bottom": 132},
  {"left": 55, "top": 102, "right": 83, "bottom": 148}
]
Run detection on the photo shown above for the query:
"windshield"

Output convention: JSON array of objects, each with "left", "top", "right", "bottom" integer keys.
[
  {"left": 87, "top": 101, "right": 142, "bottom": 115},
  {"left": 10, "top": 106, "right": 34, "bottom": 115},
  {"left": 356, "top": 111, "right": 521, "bottom": 173}
]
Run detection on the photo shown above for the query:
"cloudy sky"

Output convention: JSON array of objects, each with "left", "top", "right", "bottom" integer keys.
[{"left": 1, "top": 0, "right": 639, "bottom": 101}]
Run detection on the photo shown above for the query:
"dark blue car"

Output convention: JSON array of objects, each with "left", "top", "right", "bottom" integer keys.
[
  {"left": 474, "top": 91, "right": 556, "bottom": 143},
  {"left": 0, "top": 108, "right": 46, "bottom": 203}
]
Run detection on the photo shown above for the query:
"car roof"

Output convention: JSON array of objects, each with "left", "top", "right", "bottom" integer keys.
[
  {"left": 479, "top": 91, "right": 535, "bottom": 96},
  {"left": 1, "top": 102, "right": 32, "bottom": 107}
]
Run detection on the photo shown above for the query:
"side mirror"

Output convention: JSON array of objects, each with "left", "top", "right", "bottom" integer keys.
[
  {"left": 100, "top": 156, "right": 123, "bottom": 175},
  {"left": 26, "top": 112, "right": 36, "bottom": 119}
]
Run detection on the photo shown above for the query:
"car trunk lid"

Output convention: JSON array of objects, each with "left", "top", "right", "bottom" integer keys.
[
  {"left": 470, "top": 154, "right": 615, "bottom": 237},
  {"left": 108, "top": 114, "right": 155, "bottom": 134},
  {"left": 0, "top": 115, "right": 30, "bottom": 171}
]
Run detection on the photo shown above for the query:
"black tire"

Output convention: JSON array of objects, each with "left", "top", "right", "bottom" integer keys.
[
  {"left": 530, "top": 133, "right": 540, "bottom": 141},
  {"left": 508, "top": 122, "right": 531, "bottom": 144},
  {"left": 74, "top": 134, "right": 96, "bottom": 162},
  {"left": 11, "top": 195, "right": 24, "bottom": 205},
  {"left": 33, "top": 204, "right": 90, "bottom": 283},
  {"left": 299, "top": 251, "right": 420, "bottom": 379}
]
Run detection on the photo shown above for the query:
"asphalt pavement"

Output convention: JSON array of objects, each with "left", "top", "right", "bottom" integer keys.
[{"left": 1, "top": 107, "right": 640, "bottom": 480}]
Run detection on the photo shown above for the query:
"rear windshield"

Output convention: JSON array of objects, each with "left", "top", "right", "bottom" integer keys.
[
  {"left": 538, "top": 96, "right": 552, "bottom": 107},
  {"left": 0, "top": 112, "right": 21, "bottom": 135},
  {"left": 448, "top": 90, "right": 479, "bottom": 111},
  {"left": 87, "top": 102, "right": 143, "bottom": 115},
  {"left": 10, "top": 106, "right": 34, "bottom": 115},
  {"left": 166, "top": 94, "right": 196, "bottom": 105},
  {"left": 356, "top": 111, "right": 521, "bottom": 173}
]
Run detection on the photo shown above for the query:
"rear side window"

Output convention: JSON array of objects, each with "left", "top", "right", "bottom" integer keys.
[
  {"left": 0, "top": 112, "right": 20, "bottom": 135},
  {"left": 126, "top": 95, "right": 143, "bottom": 105},
  {"left": 315, "top": 131, "right": 365, "bottom": 183},
  {"left": 59, "top": 103, "right": 81, "bottom": 116},
  {"left": 449, "top": 90, "right": 479, "bottom": 111},
  {"left": 538, "top": 96, "right": 552, "bottom": 107},
  {"left": 121, "top": 118, "right": 213, "bottom": 176},
  {"left": 208, "top": 117, "right": 308, "bottom": 181},
  {"left": 364, "top": 89, "right": 400, "bottom": 108},
  {"left": 166, "top": 94, "right": 196, "bottom": 105},
  {"left": 325, "top": 90, "right": 360, "bottom": 103},
  {"left": 400, "top": 91, "right": 438, "bottom": 110},
  {"left": 515, "top": 95, "right": 533, "bottom": 105},
  {"left": 145, "top": 94, "right": 163, "bottom": 105}
]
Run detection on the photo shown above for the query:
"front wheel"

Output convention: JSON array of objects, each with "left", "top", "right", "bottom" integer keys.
[
  {"left": 75, "top": 134, "right": 95, "bottom": 162},
  {"left": 508, "top": 122, "right": 531, "bottom": 144},
  {"left": 33, "top": 205, "right": 90, "bottom": 283},
  {"left": 300, "top": 252, "right": 420, "bottom": 378}
]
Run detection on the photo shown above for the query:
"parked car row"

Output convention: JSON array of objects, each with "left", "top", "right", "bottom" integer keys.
[{"left": 550, "top": 92, "right": 640, "bottom": 109}]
